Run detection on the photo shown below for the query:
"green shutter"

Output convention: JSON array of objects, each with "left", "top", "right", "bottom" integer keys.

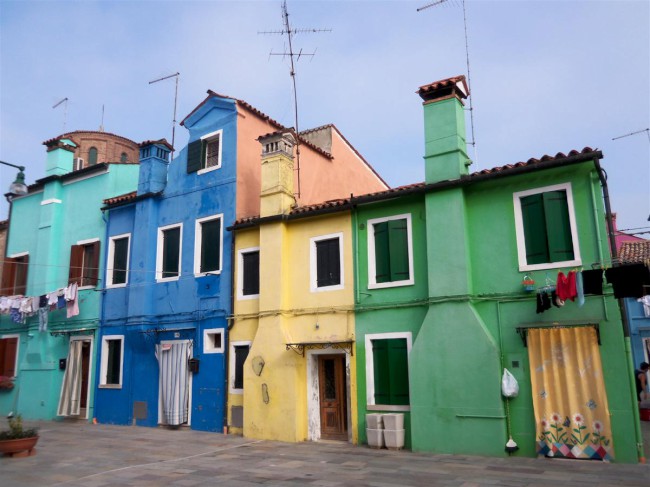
[
  {"left": 373, "top": 222, "right": 390, "bottom": 283},
  {"left": 388, "top": 219, "right": 410, "bottom": 281},
  {"left": 520, "top": 193, "right": 550, "bottom": 265},
  {"left": 316, "top": 238, "right": 340, "bottom": 287},
  {"left": 162, "top": 227, "right": 180, "bottom": 278},
  {"left": 372, "top": 340, "right": 390, "bottom": 404},
  {"left": 388, "top": 339, "right": 410, "bottom": 405},
  {"left": 187, "top": 140, "right": 202, "bottom": 173},
  {"left": 200, "top": 219, "right": 221, "bottom": 273},
  {"left": 542, "top": 190, "right": 574, "bottom": 263}
]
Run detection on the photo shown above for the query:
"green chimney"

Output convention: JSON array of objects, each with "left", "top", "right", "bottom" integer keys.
[{"left": 418, "top": 76, "right": 471, "bottom": 184}]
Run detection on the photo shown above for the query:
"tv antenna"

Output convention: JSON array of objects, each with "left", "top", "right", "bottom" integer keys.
[
  {"left": 52, "top": 97, "right": 69, "bottom": 133},
  {"left": 418, "top": 0, "right": 478, "bottom": 165},
  {"left": 612, "top": 128, "right": 650, "bottom": 221},
  {"left": 100, "top": 104, "right": 105, "bottom": 132},
  {"left": 259, "top": 0, "right": 331, "bottom": 198},
  {"left": 149, "top": 72, "right": 180, "bottom": 158}
]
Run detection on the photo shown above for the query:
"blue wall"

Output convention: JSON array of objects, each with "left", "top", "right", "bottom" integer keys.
[
  {"left": 95, "top": 97, "right": 237, "bottom": 432},
  {"left": 628, "top": 298, "right": 650, "bottom": 369}
]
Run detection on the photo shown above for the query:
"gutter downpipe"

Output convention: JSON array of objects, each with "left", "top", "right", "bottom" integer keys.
[{"left": 594, "top": 156, "right": 645, "bottom": 463}]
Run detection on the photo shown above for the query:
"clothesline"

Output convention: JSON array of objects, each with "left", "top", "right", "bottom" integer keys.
[{"left": 0, "top": 282, "right": 81, "bottom": 330}]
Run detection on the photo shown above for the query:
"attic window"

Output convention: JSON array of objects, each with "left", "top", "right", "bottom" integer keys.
[{"left": 88, "top": 147, "right": 98, "bottom": 165}]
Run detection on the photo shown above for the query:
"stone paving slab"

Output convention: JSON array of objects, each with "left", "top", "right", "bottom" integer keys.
[{"left": 0, "top": 421, "right": 649, "bottom": 486}]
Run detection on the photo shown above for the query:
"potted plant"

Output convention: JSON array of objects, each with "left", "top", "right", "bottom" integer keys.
[{"left": 0, "top": 414, "right": 39, "bottom": 457}]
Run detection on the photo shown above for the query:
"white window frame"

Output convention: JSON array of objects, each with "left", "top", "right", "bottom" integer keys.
[
  {"left": 99, "top": 335, "right": 124, "bottom": 388},
  {"left": 156, "top": 223, "right": 183, "bottom": 282},
  {"left": 197, "top": 129, "right": 223, "bottom": 175},
  {"left": 229, "top": 340, "right": 252, "bottom": 394},
  {"left": 194, "top": 214, "right": 223, "bottom": 277},
  {"left": 203, "top": 328, "right": 225, "bottom": 354},
  {"left": 237, "top": 247, "right": 260, "bottom": 300},
  {"left": 367, "top": 213, "right": 414, "bottom": 289},
  {"left": 310, "top": 232, "right": 344, "bottom": 292},
  {"left": 0, "top": 334, "right": 20, "bottom": 379},
  {"left": 513, "top": 182, "right": 582, "bottom": 272},
  {"left": 365, "top": 332, "right": 412, "bottom": 412},
  {"left": 106, "top": 233, "right": 131, "bottom": 288}
]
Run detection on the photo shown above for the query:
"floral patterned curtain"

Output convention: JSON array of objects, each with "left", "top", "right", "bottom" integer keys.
[{"left": 528, "top": 326, "right": 614, "bottom": 461}]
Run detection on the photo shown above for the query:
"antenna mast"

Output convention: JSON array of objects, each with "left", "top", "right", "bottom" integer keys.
[
  {"left": 149, "top": 72, "right": 180, "bottom": 158},
  {"left": 418, "top": 0, "right": 478, "bottom": 165},
  {"left": 52, "top": 97, "right": 69, "bottom": 133},
  {"left": 259, "top": 0, "right": 331, "bottom": 198}
]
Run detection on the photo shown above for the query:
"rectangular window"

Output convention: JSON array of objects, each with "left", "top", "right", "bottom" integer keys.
[
  {"left": 156, "top": 223, "right": 182, "bottom": 281},
  {"left": 203, "top": 328, "right": 224, "bottom": 354},
  {"left": 0, "top": 336, "right": 19, "bottom": 378},
  {"left": 365, "top": 333, "right": 411, "bottom": 410},
  {"left": 229, "top": 341, "right": 251, "bottom": 393},
  {"left": 367, "top": 214, "right": 414, "bottom": 289},
  {"left": 69, "top": 240, "right": 100, "bottom": 287},
  {"left": 107, "top": 234, "right": 130, "bottom": 287},
  {"left": 0, "top": 254, "right": 28, "bottom": 295},
  {"left": 513, "top": 183, "right": 581, "bottom": 271},
  {"left": 238, "top": 249, "right": 260, "bottom": 298},
  {"left": 99, "top": 335, "right": 123, "bottom": 387},
  {"left": 194, "top": 215, "right": 223, "bottom": 276},
  {"left": 187, "top": 129, "right": 222, "bottom": 174},
  {"left": 310, "top": 233, "right": 344, "bottom": 292}
]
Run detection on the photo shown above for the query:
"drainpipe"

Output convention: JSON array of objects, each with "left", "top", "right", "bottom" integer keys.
[{"left": 593, "top": 156, "right": 645, "bottom": 463}]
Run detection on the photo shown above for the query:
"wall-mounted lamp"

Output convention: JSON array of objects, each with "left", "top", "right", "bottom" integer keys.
[{"left": 1, "top": 160, "right": 28, "bottom": 200}]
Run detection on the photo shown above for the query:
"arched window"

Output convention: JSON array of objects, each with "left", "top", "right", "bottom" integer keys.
[
  {"left": 88, "top": 147, "right": 98, "bottom": 165},
  {"left": 120, "top": 152, "right": 128, "bottom": 163}
]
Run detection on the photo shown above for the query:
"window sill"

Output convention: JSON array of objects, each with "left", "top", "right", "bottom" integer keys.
[
  {"left": 197, "top": 165, "right": 221, "bottom": 175},
  {"left": 518, "top": 259, "right": 582, "bottom": 272},
  {"left": 99, "top": 384, "right": 122, "bottom": 389},
  {"left": 78, "top": 285, "right": 97, "bottom": 291},
  {"left": 106, "top": 283, "right": 127, "bottom": 289},
  {"left": 311, "top": 284, "right": 344, "bottom": 293},
  {"left": 195, "top": 270, "right": 222, "bottom": 278},
  {"left": 366, "top": 405, "right": 410, "bottom": 412},
  {"left": 156, "top": 276, "right": 180, "bottom": 283},
  {"left": 367, "top": 279, "right": 414, "bottom": 290},
  {"left": 238, "top": 293, "right": 259, "bottom": 301},
  {"left": 229, "top": 388, "right": 244, "bottom": 395}
]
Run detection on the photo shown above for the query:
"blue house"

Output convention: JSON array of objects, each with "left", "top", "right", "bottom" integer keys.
[{"left": 94, "top": 91, "right": 387, "bottom": 432}]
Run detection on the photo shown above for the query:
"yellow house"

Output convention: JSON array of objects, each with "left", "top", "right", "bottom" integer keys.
[{"left": 228, "top": 131, "right": 360, "bottom": 443}]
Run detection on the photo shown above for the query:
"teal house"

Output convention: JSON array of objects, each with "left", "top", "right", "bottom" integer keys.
[
  {"left": 354, "top": 76, "right": 642, "bottom": 462},
  {"left": 0, "top": 135, "right": 140, "bottom": 421}
]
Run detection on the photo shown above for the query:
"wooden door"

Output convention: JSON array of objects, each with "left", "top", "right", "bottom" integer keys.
[{"left": 318, "top": 354, "right": 347, "bottom": 440}]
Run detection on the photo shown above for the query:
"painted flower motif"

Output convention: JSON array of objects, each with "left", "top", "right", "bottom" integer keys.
[
  {"left": 592, "top": 420, "right": 603, "bottom": 433},
  {"left": 540, "top": 418, "right": 550, "bottom": 431},
  {"left": 586, "top": 399, "right": 597, "bottom": 410},
  {"left": 573, "top": 413, "right": 584, "bottom": 426},
  {"left": 563, "top": 416, "right": 571, "bottom": 428},
  {"left": 539, "top": 390, "right": 547, "bottom": 399},
  {"left": 551, "top": 412, "right": 562, "bottom": 423}
]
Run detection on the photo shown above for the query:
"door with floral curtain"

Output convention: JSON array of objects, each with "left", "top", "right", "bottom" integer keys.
[{"left": 528, "top": 326, "right": 614, "bottom": 461}]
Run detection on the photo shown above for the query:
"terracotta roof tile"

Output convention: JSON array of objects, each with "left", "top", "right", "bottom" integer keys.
[
  {"left": 139, "top": 139, "right": 174, "bottom": 151},
  {"left": 471, "top": 147, "right": 596, "bottom": 176},
  {"left": 290, "top": 198, "right": 350, "bottom": 215},
  {"left": 103, "top": 191, "right": 137, "bottom": 205},
  {"left": 619, "top": 240, "right": 650, "bottom": 265},
  {"left": 418, "top": 75, "right": 469, "bottom": 100}
]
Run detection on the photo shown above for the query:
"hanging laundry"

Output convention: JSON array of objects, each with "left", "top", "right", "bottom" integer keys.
[
  {"left": 536, "top": 291, "right": 552, "bottom": 314},
  {"left": 57, "top": 295, "right": 66, "bottom": 309},
  {"left": 10, "top": 306, "right": 23, "bottom": 324},
  {"left": 638, "top": 296, "right": 650, "bottom": 318},
  {"left": 38, "top": 307, "right": 48, "bottom": 332},
  {"left": 551, "top": 290, "right": 564, "bottom": 307},
  {"left": 47, "top": 291, "right": 59, "bottom": 308},
  {"left": 39, "top": 295, "right": 48, "bottom": 308},
  {"left": 576, "top": 271, "right": 585, "bottom": 307},
  {"left": 556, "top": 271, "right": 577, "bottom": 302},
  {"left": 66, "top": 282, "right": 79, "bottom": 318},
  {"left": 0, "top": 296, "right": 10, "bottom": 314},
  {"left": 581, "top": 269, "right": 604, "bottom": 295},
  {"left": 605, "top": 264, "right": 650, "bottom": 299}
]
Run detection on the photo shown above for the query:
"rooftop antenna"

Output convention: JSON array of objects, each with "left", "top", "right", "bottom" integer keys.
[
  {"left": 612, "top": 128, "right": 650, "bottom": 221},
  {"left": 99, "top": 104, "right": 105, "bottom": 132},
  {"left": 259, "top": 0, "right": 331, "bottom": 198},
  {"left": 418, "top": 0, "right": 478, "bottom": 166},
  {"left": 52, "top": 97, "right": 69, "bottom": 133},
  {"left": 149, "top": 72, "right": 180, "bottom": 158}
]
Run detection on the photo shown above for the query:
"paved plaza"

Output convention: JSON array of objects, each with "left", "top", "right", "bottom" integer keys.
[{"left": 1, "top": 420, "right": 649, "bottom": 486}]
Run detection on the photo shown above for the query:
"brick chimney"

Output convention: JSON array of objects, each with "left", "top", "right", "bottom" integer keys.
[
  {"left": 418, "top": 75, "right": 471, "bottom": 184},
  {"left": 137, "top": 139, "right": 172, "bottom": 195},
  {"left": 258, "top": 130, "right": 296, "bottom": 217}
]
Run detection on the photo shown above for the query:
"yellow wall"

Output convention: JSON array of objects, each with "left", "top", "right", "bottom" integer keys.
[{"left": 229, "top": 213, "right": 358, "bottom": 443}]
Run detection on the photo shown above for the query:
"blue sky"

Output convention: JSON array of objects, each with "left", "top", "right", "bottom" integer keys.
[{"left": 1, "top": 0, "right": 648, "bottom": 234}]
